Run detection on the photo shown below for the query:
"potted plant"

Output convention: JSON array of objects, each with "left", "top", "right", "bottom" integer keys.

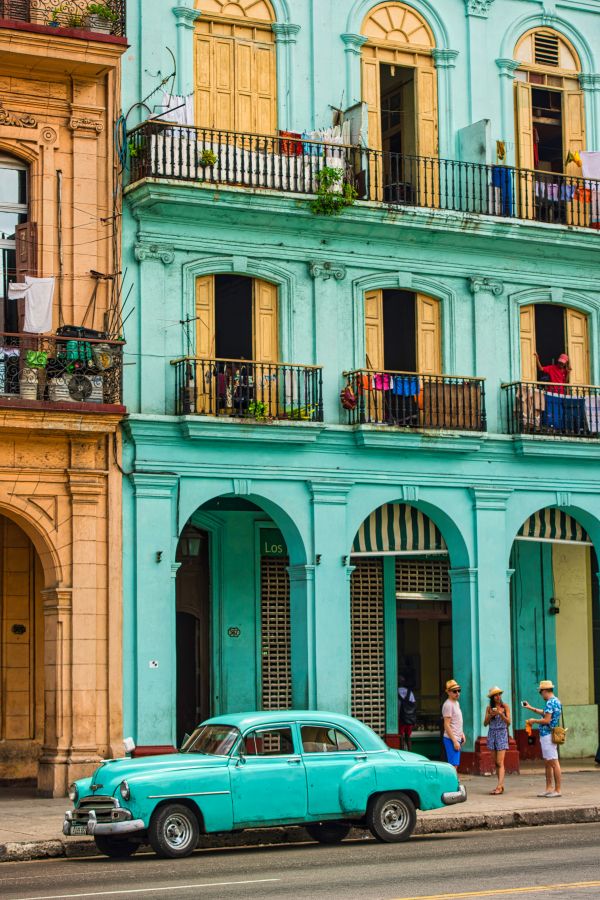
[
  {"left": 66, "top": 12, "right": 86, "bottom": 29},
  {"left": 87, "top": 2, "right": 118, "bottom": 33},
  {"left": 48, "top": 4, "right": 64, "bottom": 26},
  {"left": 199, "top": 149, "right": 218, "bottom": 168},
  {"left": 310, "top": 166, "right": 358, "bottom": 216},
  {"left": 248, "top": 400, "right": 268, "bottom": 421}
]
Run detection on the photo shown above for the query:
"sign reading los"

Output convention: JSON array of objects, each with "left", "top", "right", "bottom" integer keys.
[{"left": 261, "top": 528, "right": 287, "bottom": 557}]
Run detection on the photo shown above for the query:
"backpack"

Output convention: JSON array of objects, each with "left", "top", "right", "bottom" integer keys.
[{"left": 398, "top": 689, "right": 417, "bottom": 726}]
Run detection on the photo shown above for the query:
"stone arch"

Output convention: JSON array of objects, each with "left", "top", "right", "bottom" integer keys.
[
  {"left": 0, "top": 496, "right": 62, "bottom": 588},
  {"left": 196, "top": 0, "right": 276, "bottom": 22},
  {"left": 499, "top": 13, "right": 595, "bottom": 73},
  {"left": 347, "top": 0, "right": 448, "bottom": 49},
  {"left": 361, "top": 1, "right": 435, "bottom": 49}
]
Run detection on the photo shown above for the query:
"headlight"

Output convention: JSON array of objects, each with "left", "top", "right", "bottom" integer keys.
[
  {"left": 68, "top": 783, "right": 78, "bottom": 803},
  {"left": 119, "top": 779, "right": 130, "bottom": 801}
]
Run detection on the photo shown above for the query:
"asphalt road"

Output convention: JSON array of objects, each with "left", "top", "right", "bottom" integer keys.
[{"left": 0, "top": 823, "right": 599, "bottom": 900}]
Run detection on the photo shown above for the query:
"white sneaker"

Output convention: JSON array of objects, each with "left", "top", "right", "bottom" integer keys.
[
  {"left": 537, "top": 791, "right": 552, "bottom": 797},
  {"left": 545, "top": 791, "right": 562, "bottom": 797}
]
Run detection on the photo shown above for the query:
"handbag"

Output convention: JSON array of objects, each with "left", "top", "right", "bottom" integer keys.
[
  {"left": 552, "top": 709, "right": 567, "bottom": 745},
  {"left": 340, "top": 381, "right": 357, "bottom": 411}
]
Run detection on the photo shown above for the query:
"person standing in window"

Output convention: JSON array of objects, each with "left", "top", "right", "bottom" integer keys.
[
  {"left": 442, "top": 679, "right": 465, "bottom": 770},
  {"left": 523, "top": 679, "right": 562, "bottom": 797},
  {"left": 397, "top": 674, "right": 417, "bottom": 752},
  {"left": 484, "top": 687, "right": 511, "bottom": 795},
  {"left": 535, "top": 352, "right": 570, "bottom": 393}
]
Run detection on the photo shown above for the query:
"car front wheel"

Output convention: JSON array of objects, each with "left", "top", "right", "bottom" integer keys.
[
  {"left": 94, "top": 836, "right": 138, "bottom": 858},
  {"left": 366, "top": 792, "right": 416, "bottom": 843},
  {"left": 148, "top": 803, "right": 200, "bottom": 859},
  {"left": 305, "top": 822, "right": 351, "bottom": 844}
]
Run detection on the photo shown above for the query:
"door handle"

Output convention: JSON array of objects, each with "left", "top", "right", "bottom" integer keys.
[
  {"left": 355, "top": 754, "right": 368, "bottom": 761},
  {"left": 287, "top": 757, "right": 302, "bottom": 765}
]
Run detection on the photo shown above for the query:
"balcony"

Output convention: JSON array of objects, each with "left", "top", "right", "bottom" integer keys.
[
  {"left": 0, "top": 332, "right": 124, "bottom": 412},
  {"left": 502, "top": 381, "right": 600, "bottom": 439},
  {"left": 342, "top": 371, "right": 486, "bottom": 432},
  {"left": 0, "top": 0, "right": 125, "bottom": 37},
  {"left": 172, "top": 357, "right": 323, "bottom": 422},
  {"left": 127, "top": 122, "right": 600, "bottom": 231}
]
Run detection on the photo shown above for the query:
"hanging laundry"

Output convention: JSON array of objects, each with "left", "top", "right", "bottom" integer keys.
[
  {"left": 581, "top": 151, "right": 600, "bottom": 181},
  {"left": 160, "top": 91, "right": 194, "bottom": 127},
  {"left": 7, "top": 281, "right": 29, "bottom": 331},
  {"left": 392, "top": 375, "right": 420, "bottom": 397},
  {"left": 584, "top": 395, "right": 600, "bottom": 434},
  {"left": 23, "top": 276, "right": 54, "bottom": 333}
]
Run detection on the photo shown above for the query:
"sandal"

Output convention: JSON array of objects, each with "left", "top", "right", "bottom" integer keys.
[{"left": 490, "top": 786, "right": 504, "bottom": 795}]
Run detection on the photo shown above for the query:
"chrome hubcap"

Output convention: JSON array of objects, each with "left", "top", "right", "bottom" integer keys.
[
  {"left": 164, "top": 814, "right": 193, "bottom": 849},
  {"left": 381, "top": 800, "right": 409, "bottom": 834}
]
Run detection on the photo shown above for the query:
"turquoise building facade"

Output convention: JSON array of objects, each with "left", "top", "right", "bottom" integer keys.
[{"left": 122, "top": 0, "right": 600, "bottom": 769}]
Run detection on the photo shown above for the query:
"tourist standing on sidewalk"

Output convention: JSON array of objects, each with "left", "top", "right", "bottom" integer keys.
[
  {"left": 442, "top": 679, "right": 465, "bottom": 770},
  {"left": 484, "top": 686, "right": 511, "bottom": 795},
  {"left": 523, "top": 679, "right": 562, "bottom": 797}
]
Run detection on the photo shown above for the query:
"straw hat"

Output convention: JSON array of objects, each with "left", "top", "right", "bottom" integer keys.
[
  {"left": 487, "top": 686, "right": 504, "bottom": 698},
  {"left": 445, "top": 679, "right": 461, "bottom": 692},
  {"left": 539, "top": 679, "right": 554, "bottom": 691}
]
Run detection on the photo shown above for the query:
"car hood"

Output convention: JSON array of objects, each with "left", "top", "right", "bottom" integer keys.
[{"left": 83, "top": 753, "right": 230, "bottom": 796}]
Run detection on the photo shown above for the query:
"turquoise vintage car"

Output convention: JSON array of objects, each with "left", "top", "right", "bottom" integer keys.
[{"left": 63, "top": 711, "right": 466, "bottom": 859}]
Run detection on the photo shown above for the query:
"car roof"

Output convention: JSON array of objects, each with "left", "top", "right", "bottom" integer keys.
[{"left": 202, "top": 710, "right": 388, "bottom": 751}]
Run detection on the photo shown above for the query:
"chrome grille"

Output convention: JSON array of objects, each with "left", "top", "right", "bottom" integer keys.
[{"left": 74, "top": 795, "right": 117, "bottom": 823}]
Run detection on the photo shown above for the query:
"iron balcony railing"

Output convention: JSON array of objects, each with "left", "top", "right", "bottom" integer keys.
[
  {"left": 502, "top": 381, "right": 600, "bottom": 438},
  {"left": 342, "top": 370, "right": 486, "bottom": 432},
  {"left": 172, "top": 357, "right": 323, "bottom": 422},
  {"left": 0, "top": 332, "right": 124, "bottom": 406},
  {"left": 0, "top": 0, "right": 125, "bottom": 36},
  {"left": 127, "top": 122, "right": 600, "bottom": 231}
]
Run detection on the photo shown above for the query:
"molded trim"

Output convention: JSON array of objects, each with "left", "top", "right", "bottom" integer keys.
[
  {"left": 345, "top": 0, "right": 450, "bottom": 49},
  {"left": 499, "top": 12, "right": 595, "bottom": 73}
]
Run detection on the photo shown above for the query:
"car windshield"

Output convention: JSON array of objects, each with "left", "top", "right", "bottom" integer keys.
[{"left": 180, "top": 724, "right": 240, "bottom": 756}]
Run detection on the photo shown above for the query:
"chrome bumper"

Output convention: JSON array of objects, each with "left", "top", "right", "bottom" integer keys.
[
  {"left": 441, "top": 783, "right": 467, "bottom": 805},
  {"left": 63, "top": 807, "right": 146, "bottom": 837}
]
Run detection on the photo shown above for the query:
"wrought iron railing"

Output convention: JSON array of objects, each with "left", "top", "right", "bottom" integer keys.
[
  {"left": 342, "top": 370, "right": 486, "bottom": 432},
  {"left": 502, "top": 381, "right": 600, "bottom": 438},
  {"left": 0, "top": 332, "right": 124, "bottom": 406},
  {"left": 172, "top": 357, "right": 323, "bottom": 422},
  {"left": 0, "top": 0, "right": 125, "bottom": 36},
  {"left": 127, "top": 122, "right": 600, "bottom": 230}
]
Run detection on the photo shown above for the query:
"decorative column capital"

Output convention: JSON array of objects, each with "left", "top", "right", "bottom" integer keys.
[
  {"left": 67, "top": 473, "right": 102, "bottom": 503},
  {"left": 308, "top": 260, "right": 347, "bottom": 281},
  {"left": 41, "top": 588, "right": 73, "bottom": 614},
  {"left": 496, "top": 58, "right": 521, "bottom": 79},
  {"left": 556, "top": 491, "right": 572, "bottom": 507},
  {"left": 465, "top": 0, "right": 495, "bottom": 17},
  {"left": 449, "top": 567, "right": 478, "bottom": 586},
  {"left": 310, "top": 480, "right": 352, "bottom": 504},
  {"left": 287, "top": 564, "right": 316, "bottom": 583},
  {"left": 272, "top": 22, "right": 301, "bottom": 44},
  {"left": 469, "top": 276, "right": 503, "bottom": 296},
  {"left": 134, "top": 242, "right": 175, "bottom": 265},
  {"left": 172, "top": 4, "right": 200, "bottom": 27},
  {"left": 432, "top": 48, "right": 459, "bottom": 69},
  {"left": 579, "top": 73, "right": 600, "bottom": 92},
  {"left": 341, "top": 33, "right": 368, "bottom": 56},
  {"left": 470, "top": 486, "right": 512, "bottom": 510},
  {"left": 130, "top": 473, "right": 179, "bottom": 500}
]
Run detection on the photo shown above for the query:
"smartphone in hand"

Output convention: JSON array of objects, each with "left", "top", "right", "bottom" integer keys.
[{"left": 521, "top": 700, "right": 528, "bottom": 707}]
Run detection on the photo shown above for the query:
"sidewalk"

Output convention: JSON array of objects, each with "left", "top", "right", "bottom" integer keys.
[{"left": 1, "top": 762, "right": 598, "bottom": 863}]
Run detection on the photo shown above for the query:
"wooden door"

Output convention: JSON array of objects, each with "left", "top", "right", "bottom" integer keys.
[
  {"left": 364, "top": 289, "right": 384, "bottom": 371},
  {"left": 416, "top": 65, "right": 439, "bottom": 207},
  {"left": 519, "top": 304, "right": 537, "bottom": 381},
  {"left": 563, "top": 84, "right": 586, "bottom": 224},
  {"left": 416, "top": 293, "right": 441, "bottom": 375},
  {"left": 253, "top": 279, "right": 278, "bottom": 415},
  {"left": 515, "top": 82, "right": 535, "bottom": 220},
  {"left": 566, "top": 307, "right": 589, "bottom": 385},
  {"left": 362, "top": 53, "right": 383, "bottom": 200},
  {"left": 195, "top": 275, "right": 216, "bottom": 413}
]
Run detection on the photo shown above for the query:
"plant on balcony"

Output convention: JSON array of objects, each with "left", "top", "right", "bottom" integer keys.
[
  {"left": 48, "top": 4, "right": 64, "bottom": 25},
  {"left": 67, "top": 12, "right": 86, "bottom": 28},
  {"left": 87, "top": 2, "right": 118, "bottom": 33},
  {"left": 310, "top": 166, "right": 358, "bottom": 216},
  {"left": 284, "top": 405, "right": 316, "bottom": 420},
  {"left": 247, "top": 400, "right": 268, "bottom": 421},
  {"left": 199, "top": 149, "right": 218, "bottom": 168}
]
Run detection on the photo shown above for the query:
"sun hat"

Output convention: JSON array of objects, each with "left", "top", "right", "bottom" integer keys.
[
  {"left": 539, "top": 679, "right": 554, "bottom": 691},
  {"left": 445, "top": 679, "right": 461, "bottom": 692},
  {"left": 487, "top": 686, "right": 504, "bottom": 698},
  {"left": 558, "top": 354, "right": 569, "bottom": 364}
]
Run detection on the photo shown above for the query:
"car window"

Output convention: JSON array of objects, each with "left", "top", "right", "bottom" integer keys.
[
  {"left": 243, "top": 727, "right": 295, "bottom": 756},
  {"left": 301, "top": 725, "right": 358, "bottom": 753},
  {"left": 181, "top": 724, "right": 240, "bottom": 755}
]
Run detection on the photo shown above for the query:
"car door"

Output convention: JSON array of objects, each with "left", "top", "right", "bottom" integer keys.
[
  {"left": 229, "top": 724, "right": 307, "bottom": 826},
  {"left": 300, "top": 724, "right": 375, "bottom": 817}
]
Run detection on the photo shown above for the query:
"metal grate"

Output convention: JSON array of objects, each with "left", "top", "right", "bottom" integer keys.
[
  {"left": 260, "top": 557, "right": 291, "bottom": 711},
  {"left": 351, "top": 559, "right": 385, "bottom": 735},
  {"left": 534, "top": 32, "right": 559, "bottom": 67},
  {"left": 395, "top": 559, "right": 451, "bottom": 596}
]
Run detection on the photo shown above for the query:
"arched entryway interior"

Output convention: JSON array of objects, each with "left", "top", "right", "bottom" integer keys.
[
  {"left": 175, "top": 494, "right": 294, "bottom": 743},
  {"left": 350, "top": 503, "right": 451, "bottom": 758},
  {"left": 510, "top": 508, "right": 599, "bottom": 759},
  {"left": 0, "top": 513, "right": 44, "bottom": 786}
]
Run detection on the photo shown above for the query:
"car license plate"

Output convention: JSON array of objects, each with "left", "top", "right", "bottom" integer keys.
[{"left": 70, "top": 825, "right": 87, "bottom": 835}]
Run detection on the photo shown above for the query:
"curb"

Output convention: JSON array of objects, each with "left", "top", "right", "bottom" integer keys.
[{"left": 2, "top": 806, "right": 599, "bottom": 863}]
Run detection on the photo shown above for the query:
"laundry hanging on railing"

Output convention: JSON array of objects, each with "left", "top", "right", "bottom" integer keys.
[
  {"left": 160, "top": 91, "right": 194, "bottom": 126},
  {"left": 8, "top": 276, "right": 55, "bottom": 333}
]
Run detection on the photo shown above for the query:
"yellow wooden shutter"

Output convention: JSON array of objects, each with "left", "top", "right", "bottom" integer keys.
[
  {"left": 519, "top": 304, "right": 537, "bottom": 381},
  {"left": 564, "top": 88, "right": 586, "bottom": 177},
  {"left": 362, "top": 55, "right": 382, "bottom": 151},
  {"left": 195, "top": 34, "right": 213, "bottom": 127},
  {"left": 566, "top": 308, "right": 589, "bottom": 385},
  {"left": 364, "top": 289, "right": 384, "bottom": 370},
  {"left": 253, "top": 279, "right": 279, "bottom": 363},
  {"left": 515, "top": 82, "right": 534, "bottom": 169},
  {"left": 196, "top": 276, "right": 215, "bottom": 358},
  {"left": 235, "top": 38, "right": 254, "bottom": 134},
  {"left": 416, "top": 64, "right": 438, "bottom": 159},
  {"left": 254, "top": 42, "right": 277, "bottom": 135},
  {"left": 416, "top": 293, "right": 441, "bottom": 375}
]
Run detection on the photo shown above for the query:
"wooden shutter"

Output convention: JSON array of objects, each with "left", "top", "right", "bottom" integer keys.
[
  {"left": 515, "top": 82, "right": 534, "bottom": 169},
  {"left": 253, "top": 279, "right": 278, "bottom": 363},
  {"left": 416, "top": 293, "right": 441, "bottom": 375},
  {"left": 15, "top": 222, "right": 37, "bottom": 332},
  {"left": 195, "top": 276, "right": 215, "bottom": 414},
  {"left": 416, "top": 64, "right": 438, "bottom": 158},
  {"left": 566, "top": 308, "right": 589, "bottom": 385},
  {"left": 260, "top": 556, "right": 291, "bottom": 710},
  {"left": 362, "top": 54, "right": 381, "bottom": 151},
  {"left": 254, "top": 42, "right": 277, "bottom": 135},
  {"left": 214, "top": 37, "right": 235, "bottom": 131},
  {"left": 564, "top": 88, "right": 586, "bottom": 177},
  {"left": 195, "top": 33, "right": 214, "bottom": 128},
  {"left": 364, "top": 289, "right": 384, "bottom": 370},
  {"left": 351, "top": 558, "right": 385, "bottom": 736},
  {"left": 235, "top": 39, "right": 254, "bottom": 134},
  {"left": 519, "top": 304, "right": 537, "bottom": 381}
]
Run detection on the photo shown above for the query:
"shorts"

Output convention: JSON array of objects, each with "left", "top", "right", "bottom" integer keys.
[
  {"left": 540, "top": 733, "right": 559, "bottom": 760},
  {"left": 398, "top": 725, "right": 414, "bottom": 737},
  {"left": 487, "top": 731, "right": 509, "bottom": 751},
  {"left": 443, "top": 735, "right": 461, "bottom": 767}
]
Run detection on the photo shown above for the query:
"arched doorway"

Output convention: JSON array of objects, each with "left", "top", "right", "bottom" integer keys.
[
  {"left": 350, "top": 503, "right": 451, "bottom": 757},
  {"left": 510, "top": 507, "right": 599, "bottom": 758},
  {"left": 0, "top": 513, "right": 44, "bottom": 785}
]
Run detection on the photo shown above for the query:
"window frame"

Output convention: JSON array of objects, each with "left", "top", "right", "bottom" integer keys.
[
  {"left": 238, "top": 723, "right": 298, "bottom": 758},
  {"left": 299, "top": 721, "right": 363, "bottom": 755}
]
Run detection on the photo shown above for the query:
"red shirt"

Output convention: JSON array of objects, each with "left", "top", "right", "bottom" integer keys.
[{"left": 542, "top": 364, "right": 568, "bottom": 394}]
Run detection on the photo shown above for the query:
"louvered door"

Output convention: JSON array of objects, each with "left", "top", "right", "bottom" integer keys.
[
  {"left": 351, "top": 558, "right": 385, "bottom": 735},
  {"left": 260, "top": 556, "right": 291, "bottom": 710}
]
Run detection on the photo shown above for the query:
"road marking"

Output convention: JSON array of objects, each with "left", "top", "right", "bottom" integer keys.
[
  {"left": 389, "top": 882, "right": 600, "bottom": 900},
  {"left": 12, "top": 877, "right": 280, "bottom": 900}
]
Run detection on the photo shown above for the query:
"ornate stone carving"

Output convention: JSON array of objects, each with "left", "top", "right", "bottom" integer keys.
[
  {"left": 41, "top": 126, "right": 58, "bottom": 144},
  {"left": 496, "top": 58, "right": 521, "bottom": 80},
  {"left": 465, "top": 0, "right": 495, "bottom": 17},
  {"left": 579, "top": 73, "right": 600, "bottom": 92},
  {"left": 469, "top": 277, "right": 503, "bottom": 296},
  {"left": 134, "top": 243, "right": 175, "bottom": 265},
  {"left": 341, "top": 33, "right": 368, "bottom": 56},
  {"left": 233, "top": 478, "right": 251, "bottom": 496},
  {"left": 272, "top": 23, "right": 301, "bottom": 44},
  {"left": 556, "top": 491, "right": 572, "bottom": 508},
  {"left": 69, "top": 117, "right": 103, "bottom": 134},
  {"left": 0, "top": 102, "right": 36, "bottom": 128},
  {"left": 308, "top": 261, "right": 346, "bottom": 281},
  {"left": 432, "top": 48, "right": 459, "bottom": 69},
  {"left": 400, "top": 485, "right": 420, "bottom": 503}
]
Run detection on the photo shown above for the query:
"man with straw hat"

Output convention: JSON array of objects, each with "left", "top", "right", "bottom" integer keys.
[
  {"left": 442, "top": 679, "right": 465, "bottom": 770},
  {"left": 523, "top": 680, "right": 562, "bottom": 797}
]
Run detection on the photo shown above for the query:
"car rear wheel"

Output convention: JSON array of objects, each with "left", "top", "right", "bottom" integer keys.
[
  {"left": 305, "top": 823, "right": 351, "bottom": 844},
  {"left": 94, "top": 836, "right": 139, "bottom": 858},
  {"left": 148, "top": 803, "right": 199, "bottom": 859},
  {"left": 366, "top": 792, "right": 416, "bottom": 843}
]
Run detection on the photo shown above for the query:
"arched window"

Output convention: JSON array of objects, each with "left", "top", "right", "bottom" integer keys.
[
  {"left": 513, "top": 29, "right": 585, "bottom": 177},
  {"left": 0, "top": 154, "right": 32, "bottom": 333},
  {"left": 195, "top": 0, "right": 277, "bottom": 135}
]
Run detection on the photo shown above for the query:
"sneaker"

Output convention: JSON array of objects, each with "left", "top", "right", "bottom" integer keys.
[
  {"left": 537, "top": 791, "right": 552, "bottom": 797},
  {"left": 545, "top": 791, "right": 562, "bottom": 797}
]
